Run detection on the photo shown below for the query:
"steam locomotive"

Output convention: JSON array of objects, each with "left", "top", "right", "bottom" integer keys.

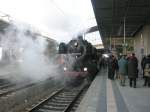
[{"left": 58, "top": 36, "right": 98, "bottom": 85}]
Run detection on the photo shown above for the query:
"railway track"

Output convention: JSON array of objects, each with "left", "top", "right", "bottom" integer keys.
[
  {"left": 0, "top": 83, "right": 16, "bottom": 90},
  {"left": 0, "top": 78, "right": 52, "bottom": 97},
  {"left": 0, "top": 83, "right": 35, "bottom": 97},
  {"left": 0, "top": 80, "right": 16, "bottom": 90},
  {"left": 0, "top": 79, "right": 17, "bottom": 96},
  {"left": 27, "top": 85, "right": 89, "bottom": 112}
]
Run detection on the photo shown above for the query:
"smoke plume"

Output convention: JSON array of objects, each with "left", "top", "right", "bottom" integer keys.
[{"left": 0, "top": 22, "right": 60, "bottom": 83}]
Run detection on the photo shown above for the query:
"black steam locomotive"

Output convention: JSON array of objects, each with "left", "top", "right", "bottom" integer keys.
[{"left": 58, "top": 36, "right": 98, "bottom": 85}]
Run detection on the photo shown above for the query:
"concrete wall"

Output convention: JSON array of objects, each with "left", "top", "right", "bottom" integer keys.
[
  {"left": 133, "top": 25, "right": 150, "bottom": 76},
  {"left": 101, "top": 25, "right": 150, "bottom": 62},
  {"left": 134, "top": 25, "right": 150, "bottom": 61}
]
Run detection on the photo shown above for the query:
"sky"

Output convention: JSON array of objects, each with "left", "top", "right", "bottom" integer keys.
[
  {"left": 0, "top": 0, "right": 102, "bottom": 44},
  {"left": 85, "top": 31, "right": 102, "bottom": 45}
]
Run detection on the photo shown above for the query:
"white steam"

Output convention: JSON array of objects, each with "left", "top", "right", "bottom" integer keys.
[{"left": 0, "top": 22, "right": 60, "bottom": 82}]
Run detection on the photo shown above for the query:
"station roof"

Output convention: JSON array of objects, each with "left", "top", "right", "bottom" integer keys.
[
  {"left": 86, "top": 26, "right": 98, "bottom": 34},
  {"left": 91, "top": 0, "right": 150, "bottom": 38}
]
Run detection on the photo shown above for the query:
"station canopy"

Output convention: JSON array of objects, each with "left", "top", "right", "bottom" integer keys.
[{"left": 91, "top": 0, "right": 150, "bottom": 38}]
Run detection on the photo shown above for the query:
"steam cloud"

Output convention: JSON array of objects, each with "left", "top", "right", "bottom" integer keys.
[{"left": 0, "top": 22, "right": 60, "bottom": 83}]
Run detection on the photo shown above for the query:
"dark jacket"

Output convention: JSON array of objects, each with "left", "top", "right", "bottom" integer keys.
[
  {"left": 108, "top": 57, "right": 118, "bottom": 70},
  {"left": 128, "top": 56, "right": 138, "bottom": 78},
  {"left": 145, "top": 56, "right": 150, "bottom": 66},
  {"left": 141, "top": 56, "right": 147, "bottom": 70}
]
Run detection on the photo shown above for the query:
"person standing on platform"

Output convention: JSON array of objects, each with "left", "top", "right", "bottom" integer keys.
[
  {"left": 108, "top": 55, "right": 118, "bottom": 80},
  {"left": 144, "top": 55, "right": 150, "bottom": 86},
  {"left": 127, "top": 53, "right": 138, "bottom": 88},
  {"left": 118, "top": 55, "right": 128, "bottom": 86},
  {"left": 141, "top": 56, "right": 147, "bottom": 78}
]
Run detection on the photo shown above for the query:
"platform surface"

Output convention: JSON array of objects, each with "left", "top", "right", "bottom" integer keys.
[{"left": 76, "top": 69, "right": 150, "bottom": 112}]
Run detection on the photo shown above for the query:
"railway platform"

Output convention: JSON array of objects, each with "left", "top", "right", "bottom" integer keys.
[{"left": 76, "top": 69, "right": 150, "bottom": 112}]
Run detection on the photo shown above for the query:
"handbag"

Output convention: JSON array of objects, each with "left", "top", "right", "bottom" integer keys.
[{"left": 144, "top": 68, "right": 150, "bottom": 77}]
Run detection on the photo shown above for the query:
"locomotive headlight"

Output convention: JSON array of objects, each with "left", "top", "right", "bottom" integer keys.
[
  {"left": 63, "top": 67, "right": 67, "bottom": 71},
  {"left": 74, "top": 42, "right": 78, "bottom": 47},
  {"left": 83, "top": 67, "right": 87, "bottom": 72}
]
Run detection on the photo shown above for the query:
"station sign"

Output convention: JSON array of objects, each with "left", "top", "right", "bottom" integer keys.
[{"left": 122, "top": 43, "right": 128, "bottom": 47}]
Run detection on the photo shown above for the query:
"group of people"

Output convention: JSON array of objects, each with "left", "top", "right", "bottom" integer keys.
[
  {"left": 107, "top": 53, "right": 145, "bottom": 88},
  {"left": 119, "top": 53, "right": 138, "bottom": 88}
]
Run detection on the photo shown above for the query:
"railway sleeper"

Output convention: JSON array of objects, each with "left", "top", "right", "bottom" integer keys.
[
  {"left": 47, "top": 102, "right": 69, "bottom": 107},
  {"left": 42, "top": 105, "right": 66, "bottom": 110},
  {"left": 53, "top": 97, "right": 75, "bottom": 100}
]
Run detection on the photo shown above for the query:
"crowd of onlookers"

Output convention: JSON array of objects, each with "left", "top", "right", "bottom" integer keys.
[{"left": 99, "top": 53, "right": 150, "bottom": 88}]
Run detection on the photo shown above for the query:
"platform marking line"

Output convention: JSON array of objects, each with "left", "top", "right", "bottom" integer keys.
[{"left": 107, "top": 79, "right": 117, "bottom": 112}]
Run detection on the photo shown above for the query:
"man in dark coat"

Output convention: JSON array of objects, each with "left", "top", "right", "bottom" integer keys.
[
  {"left": 108, "top": 55, "right": 118, "bottom": 80},
  {"left": 127, "top": 53, "right": 138, "bottom": 88},
  {"left": 141, "top": 56, "right": 147, "bottom": 78}
]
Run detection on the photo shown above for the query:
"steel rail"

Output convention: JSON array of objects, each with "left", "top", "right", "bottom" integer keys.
[
  {"left": 63, "top": 85, "right": 88, "bottom": 112},
  {"left": 27, "top": 88, "right": 64, "bottom": 112},
  {"left": 0, "top": 78, "right": 52, "bottom": 97},
  {"left": 27, "top": 84, "right": 89, "bottom": 112}
]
